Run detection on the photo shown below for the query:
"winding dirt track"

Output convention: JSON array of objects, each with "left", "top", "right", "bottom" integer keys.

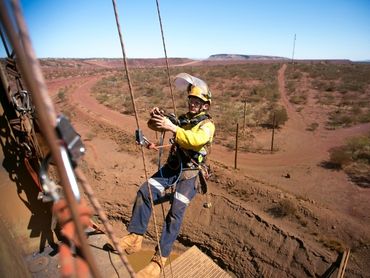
[{"left": 62, "top": 65, "right": 370, "bottom": 169}]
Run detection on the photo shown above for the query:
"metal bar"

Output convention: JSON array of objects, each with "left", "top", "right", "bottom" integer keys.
[{"left": 337, "top": 249, "right": 350, "bottom": 278}]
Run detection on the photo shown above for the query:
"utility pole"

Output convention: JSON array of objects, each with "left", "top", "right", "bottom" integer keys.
[
  {"left": 234, "top": 123, "right": 239, "bottom": 169},
  {"left": 270, "top": 113, "right": 276, "bottom": 153},
  {"left": 242, "top": 100, "right": 247, "bottom": 134},
  {"left": 291, "top": 33, "right": 296, "bottom": 65}
]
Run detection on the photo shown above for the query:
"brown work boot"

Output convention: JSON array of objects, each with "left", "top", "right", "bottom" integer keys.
[
  {"left": 136, "top": 254, "right": 168, "bottom": 278},
  {"left": 120, "top": 233, "right": 143, "bottom": 254},
  {"left": 107, "top": 233, "right": 143, "bottom": 254}
]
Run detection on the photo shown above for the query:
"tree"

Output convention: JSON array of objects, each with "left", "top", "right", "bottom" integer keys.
[{"left": 268, "top": 105, "right": 288, "bottom": 128}]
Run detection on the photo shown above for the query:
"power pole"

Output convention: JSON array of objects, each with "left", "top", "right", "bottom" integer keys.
[
  {"left": 291, "top": 33, "right": 296, "bottom": 64},
  {"left": 234, "top": 123, "right": 239, "bottom": 169},
  {"left": 242, "top": 100, "right": 247, "bottom": 134},
  {"left": 270, "top": 113, "right": 276, "bottom": 153}
]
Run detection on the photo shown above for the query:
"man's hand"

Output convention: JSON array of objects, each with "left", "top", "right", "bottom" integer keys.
[
  {"left": 151, "top": 114, "right": 178, "bottom": 133},
  {"left": 150, "top": 107, "right": 161, "bottom": 117}
]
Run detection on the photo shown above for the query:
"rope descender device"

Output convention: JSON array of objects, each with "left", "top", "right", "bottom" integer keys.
[
  {"left": 135, "top": 128, "right": 162, "bottom": 150},
  {"left": 135, "top": 129, "right": 150, "bottom": 147},
  {"left": 39, "top": 115, "right": 85, "bottom": 202}
]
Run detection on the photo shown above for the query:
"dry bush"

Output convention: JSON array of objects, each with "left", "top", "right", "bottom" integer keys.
[
  {"left": 306, "top": 122, "right": 319, "bottom": 132},
  {"left": 328, "top": 146, "right": 352, "bottom": 168},
  {"left": 57, "top": 88, "right": 66, "bottom": 103},
  {"left": 326, "top": 134, "right": 370, "bottom": 186},
  {"left": 327, "top": 111, "right": 353, "bottom": 128},
  {"left": 344, "top": 162, "right": 370, "bottom": 188},
  {"left": 318, "top": 236, "right": 345, "bottom": 253},
  {"left": 267, "top": 105, "right": 288, "bottom": 127},
  {"left": 267, "top": 199, "right": 297, "bottom": 218},
  {"left": 290, "top": 94, "right": 307, "bottom": 105}
]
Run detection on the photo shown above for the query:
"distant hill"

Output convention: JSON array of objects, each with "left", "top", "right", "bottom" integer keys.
[
  {"left": 208, "top": 54, "right": 289, "bottom": 61},
  {"left": 355, "top": 60, "right": 370, "bottom": 64},
  {"left": 38, "top": 57, "right": 195, "bottom": 68}
]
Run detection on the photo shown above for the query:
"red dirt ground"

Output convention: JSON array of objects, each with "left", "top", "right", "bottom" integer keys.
[{"left": 1, "top": 60, "right": 369, "bottom": 276}]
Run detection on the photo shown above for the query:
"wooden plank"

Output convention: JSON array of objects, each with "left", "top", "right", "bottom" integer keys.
[
  {"left": 162, "top": 246, "right": 231, "bottom": 278},
  {"left": 337, "top": 249, "right": 350, "bottom": 278}
]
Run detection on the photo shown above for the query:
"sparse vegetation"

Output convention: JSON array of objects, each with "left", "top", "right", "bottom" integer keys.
[
  {"left": 85, "top": 130, "right": 97, "bottom": 141},
  {"left": 36, "top": 58, "right": 370, "bottom": 276},
  {"left": 306, "top": 122, "right": 319, "bottom": 131},
  {"left": 285, "top": 63, "right": 370, "bottom": 129},
  {"left": 269, "top": 105, "right": 288, "bottom": 127},
  {"left": 318, "top": 236, "right": 345, "bottom": 253},
  {"left": 57, "top": 88, "right": 66, "bottom": 103},
  {"left": 88, "top": 61, "right": 370, "bottom": 153},
  {"left": 267, "top": 199, "right": 297, "bottom": 218},
  {"left": 327, "top": 134, "right": 370, "bottom": 187},
  {"left": 91, "top": 63, "right": 282, "bottom": 151}
]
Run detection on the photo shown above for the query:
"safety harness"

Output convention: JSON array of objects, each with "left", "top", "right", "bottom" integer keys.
[
  {"left": 137, "top": 111, "right": 213, "bottom": 194},
  {"left": 167, "top": 112, "right": 213, "bottom": 194}
]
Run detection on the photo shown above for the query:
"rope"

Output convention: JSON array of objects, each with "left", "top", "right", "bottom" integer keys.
[
  {"left": 24, "top": 157, "right": 43, "bottom": 191},
  {"left": 0, "top": 1, "right": 101, "bottom": 276},
  {"left": 155, "top": 0, "right": 177, "bottom": 116},
  {"left": 157, "top": 132, "right": 172, "bottom": 277},
  {"left": 154, "top": 1, "right": 180, "bottom": 275},
  {"left": 111, "top": 0, "right": 164, "bottom": 263},
  {"left": 75, "top": 168, "right": 136, "bottom": 278},
  {"left": 53, "top": 199, "right": 92, "bottom": 277}
]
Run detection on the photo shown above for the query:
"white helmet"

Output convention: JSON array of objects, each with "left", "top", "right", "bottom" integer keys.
[{"left": 174, "top": 73, "right": 212, "bottom": 103}]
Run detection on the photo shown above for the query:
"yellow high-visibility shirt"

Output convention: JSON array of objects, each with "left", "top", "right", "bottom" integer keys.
[{"left": 175, "top": 113, "right": 215, "bottom": 153}]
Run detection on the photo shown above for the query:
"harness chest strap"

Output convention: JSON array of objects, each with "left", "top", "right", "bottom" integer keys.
[{"left": 178, "top": 113, "right": 211, "bottom": 127}]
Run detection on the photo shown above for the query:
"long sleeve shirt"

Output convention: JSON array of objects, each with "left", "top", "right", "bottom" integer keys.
[{"left": 174, "top": 112, "right": 215, "bottom": 155}]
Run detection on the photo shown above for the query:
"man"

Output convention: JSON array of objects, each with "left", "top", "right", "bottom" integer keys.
[{"left": 121, "top": 73, "right": 215, "bottom": 277}]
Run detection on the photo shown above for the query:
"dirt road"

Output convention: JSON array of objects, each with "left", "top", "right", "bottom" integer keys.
[{"left": 44, "top": 65, "right": 370, "bottom": 276}]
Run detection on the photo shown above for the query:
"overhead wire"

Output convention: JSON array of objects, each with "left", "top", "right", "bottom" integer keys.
[
  {"left": 111, "top": 0, "right": 165, "bottom": 268},
  {"left": 75, "top": 168, "right": 136, "bottom": 278},
  {"left": 153, "top": 1, "right": 179, "bottom": 275},
  {"left": 155, "top": 0, "right": 177, "bottom": 116}
]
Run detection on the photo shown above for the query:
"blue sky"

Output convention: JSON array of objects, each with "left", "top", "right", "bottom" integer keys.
[{"left": 2, "top": 0, "right": 370, "bottom": 60}]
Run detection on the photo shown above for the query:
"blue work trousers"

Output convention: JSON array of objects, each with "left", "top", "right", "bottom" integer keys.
[{"left": 128, "top": 165, "right": 197, "bottom": 257}]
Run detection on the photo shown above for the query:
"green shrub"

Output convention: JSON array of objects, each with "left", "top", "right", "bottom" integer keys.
[
  {"left": 57, "top": 89, "right": 66, "bottom": 102},
  {"left": 290, "top": 94, "right": 307, "bottom": 105},
  {"left": 328, "top": 146, "right": 352, "bottom": 167},
  {"left": 327, "top": 112, "right": 352, "bottom": 128},
  {"left": 346, "top": 136, "right": 370, "bottom": 161},
  {"left": 268, "top": 105, "right": 288, "bottom": 127},
  {"left": 327, "top": 134, "right": 370, "bottom": 186},
  {"left": 306, "top": 122, "right": 319, "bottom": 131}
]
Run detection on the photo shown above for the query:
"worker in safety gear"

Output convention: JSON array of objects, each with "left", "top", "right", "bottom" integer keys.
[{"left": 118, "top": 73, "right": 215, "bottom": 278}]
